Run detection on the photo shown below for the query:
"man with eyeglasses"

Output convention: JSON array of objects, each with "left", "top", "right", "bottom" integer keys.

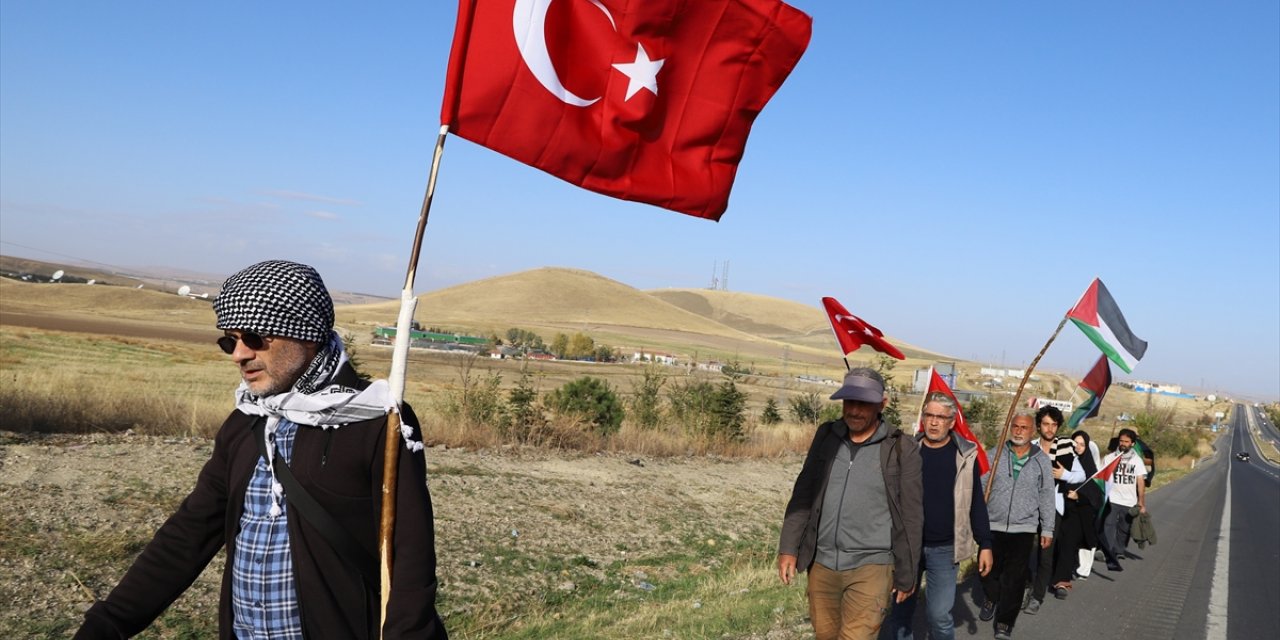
[
  {"left": 885, "top": 392, "right": 992, "bottom": 640},
  {"left": 76, "top": 260, "right": 447, "bottom": 640},
  {"left": 977, "top": 410, "right": 1056, "bottom": 640}
]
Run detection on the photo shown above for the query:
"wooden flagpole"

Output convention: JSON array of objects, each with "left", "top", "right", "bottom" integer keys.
[
  {"left": 983, "top": 315, "right": 1069, "bottom": 503},
  {"left": 380, "top": 124, "right": 450, "bottom": 636}
]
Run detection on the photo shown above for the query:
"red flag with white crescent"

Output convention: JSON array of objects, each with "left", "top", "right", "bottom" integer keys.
[
  {"left": 821, "top": 296, "right": 906, "bottom": 360},
  {"left": 919, "top": 368, "right": 990, "bottom": 475},
  {"left": 441, "top": 0, "right": 812, "bottom": 220}
]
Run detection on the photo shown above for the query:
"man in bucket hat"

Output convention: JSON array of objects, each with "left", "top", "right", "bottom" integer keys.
[
  {"left": 777, "top": 367, "right": 923, "bottom": 640},
  {"left": 76, "top": 260, "right": 447, "bottom": 639}
]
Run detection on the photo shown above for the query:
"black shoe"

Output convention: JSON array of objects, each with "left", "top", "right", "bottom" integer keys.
[
  {"left": 995, "top": 623, "right": 1014, "bottom": 640},
  {"left": 1107, "top": 562, "right": 1124, "bottom": 572},
  {"left": 980, "top": 600, "right": 996, "bottom": 622},
  {"left": 1023, "top": 597, "right": 1042, "bottom": 614},
  {"left": 1116, "top": 552, "right": 1127, "bottom": 560},
  {"left": 1053, "top": 586, "right": 1070, "bottom": 600}
]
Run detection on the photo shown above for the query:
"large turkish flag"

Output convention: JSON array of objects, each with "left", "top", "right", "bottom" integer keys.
[{"left": 440, "top": 0, "right": 812, "bottom": 220}]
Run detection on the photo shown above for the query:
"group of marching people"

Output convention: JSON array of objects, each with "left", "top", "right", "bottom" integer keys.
[
  {"left": 776, "top": 366, "right": 1158, "bottom": 640},
  {"left": 923, "top": 400, "right": 1155, "bottom": 640}
]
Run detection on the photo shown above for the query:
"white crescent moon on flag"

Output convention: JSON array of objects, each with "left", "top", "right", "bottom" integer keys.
[{"left": 513, "top": 0, "right": 616, "bottom": 107}]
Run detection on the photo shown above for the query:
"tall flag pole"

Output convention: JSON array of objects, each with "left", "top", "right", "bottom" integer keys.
[
  {"left": 985, "top": 278, "right": 1145, "bottom": 502},
  {"left": 394, "top": 1, "right": 812, "bottom": 634},
  {"left": 379, "top": 124, "right": 451, "bottom": 632}
]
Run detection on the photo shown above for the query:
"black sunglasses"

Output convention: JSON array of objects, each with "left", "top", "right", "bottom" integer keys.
[{"left": 217, "top": 331, "right": 270, "bottom": 354}]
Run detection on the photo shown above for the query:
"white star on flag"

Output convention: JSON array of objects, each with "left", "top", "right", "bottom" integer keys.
[{"left": 612, "top": 43, "right": 664, "bottom": 101}]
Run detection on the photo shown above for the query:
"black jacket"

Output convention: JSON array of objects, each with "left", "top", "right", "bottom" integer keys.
[{"left": 76, "top": 365, "right": 447, "bottom": 639}]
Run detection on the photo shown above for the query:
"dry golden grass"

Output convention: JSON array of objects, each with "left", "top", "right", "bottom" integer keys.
[
  {"left": 0, "top": 327, "right": 234, "bottom": 435},
  {"left": 0, "top": 277, "right": 215, "bottom": 326}
]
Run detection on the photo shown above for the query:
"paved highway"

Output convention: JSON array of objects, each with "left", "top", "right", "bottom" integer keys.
[{"left": 891, "top": 404, "right": 1280, "bottom": 639}]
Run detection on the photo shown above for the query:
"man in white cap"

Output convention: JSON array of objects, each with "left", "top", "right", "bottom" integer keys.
[
  {"left": 76, "top": 260, "right": 447, "bottom": 640},
  {"left": 777, "top": 367, "right": 923, "bottom": 640}
]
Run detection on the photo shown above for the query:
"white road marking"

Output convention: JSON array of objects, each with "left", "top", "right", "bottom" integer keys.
[{"left": 1205, "top": 429, "right": 1233, "bottom": 640}]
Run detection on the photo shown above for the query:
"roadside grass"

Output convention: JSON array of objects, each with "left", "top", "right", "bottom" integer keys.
[
  {"left": 0, "top": 327, "right": 232, "bottom": 436},
  {"left": 2, "top": 326, "right": 816, "bottom": 457},
  {"left": 440, "top": 532, "right": 808, "bottom": 640}
]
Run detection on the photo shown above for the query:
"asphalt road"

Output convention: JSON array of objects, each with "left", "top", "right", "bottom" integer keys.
[{"left": 891, "top": 404, "right": 1280, "bottom": 639}]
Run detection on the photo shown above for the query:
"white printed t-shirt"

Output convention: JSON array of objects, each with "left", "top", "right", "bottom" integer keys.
[{"left": 1103, "top": 451, "right": 1148, "bottom": 508}]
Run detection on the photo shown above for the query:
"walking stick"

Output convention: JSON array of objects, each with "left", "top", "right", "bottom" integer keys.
[
  {"left": 984, "top": 316, "right": 1068, "bottom": 503},
  {"left": 380, "top": 124, "right": 449, "bottom": 636}
]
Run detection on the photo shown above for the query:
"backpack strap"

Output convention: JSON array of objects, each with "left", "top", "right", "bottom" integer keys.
[{"left": 254, "top": 420, "right": 377, "bottom": 585}]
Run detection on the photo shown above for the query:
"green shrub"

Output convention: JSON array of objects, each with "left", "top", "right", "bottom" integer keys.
[
  {"left": 628, "top": 365, "right": 667, "bottom": 429},
  {"left": 546, "top": 377, "right": 625, "bottom": 436},
  {"left": 1133, "top": 408, "right": 1201, "bottom": 459},
  {"left": 788, "top": 392, "right": 825, "bottom": 424},
  {"left": 760, "top": 398, "right": 782, "bottom": 425},
  {"left": 963, "top": 395, "right": 1009, "bottom": 449},
  {"left": 668, "top": 379, "right": 747, "bottom": 441},
  {"left": 502, "top": 366, "right": 546, "bottom": 443},
  {"left": 437, "top": 354, "right": 505, "bottom": 428}
]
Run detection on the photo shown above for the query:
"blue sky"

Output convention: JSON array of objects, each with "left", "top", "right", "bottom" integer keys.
[{"left": 2, "top": 1, "right": 1277, "bottom": 400}]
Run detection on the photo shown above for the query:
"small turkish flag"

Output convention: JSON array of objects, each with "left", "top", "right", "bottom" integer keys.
[
  {"left": 821, "top": 296, "right": 907, "bottom": 361},
  {"left": 920, "top": 368, "right": 990, "bottom": 475},
  {"left": 440, "top": 0, "right": 812, "bottom": 220}
]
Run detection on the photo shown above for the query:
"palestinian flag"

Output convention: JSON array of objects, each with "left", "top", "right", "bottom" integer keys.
[
  {"left": 1066, "top": 355, "right": 1112, "bottom": 429},
  {"left": 1067, "top": 278, "right": 1148, "bottom": 373},
  {"left": 1090, "top": 451, "right": 1127, "bottom": 500}
]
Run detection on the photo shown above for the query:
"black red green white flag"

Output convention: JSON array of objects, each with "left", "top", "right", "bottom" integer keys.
[
  {"left": 1066, "top": 354, "right": 1111, "bottom": 429},
  {"left": 1066, "top": 278, "right": 1147, "bottom": 373}
]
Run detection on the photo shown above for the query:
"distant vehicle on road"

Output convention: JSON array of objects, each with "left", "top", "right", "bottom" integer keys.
[{"left": 1235, "top": 452, "right": 1251, "bottom": 462}]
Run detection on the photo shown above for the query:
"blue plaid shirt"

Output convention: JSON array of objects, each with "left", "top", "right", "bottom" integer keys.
[{"left": 232, "top": 420, "right": 303, "bottom": 639}]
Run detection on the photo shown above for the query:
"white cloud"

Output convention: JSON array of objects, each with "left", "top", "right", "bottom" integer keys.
[{"left": 256, "top": 189, "right": 362, "bottom": 206}]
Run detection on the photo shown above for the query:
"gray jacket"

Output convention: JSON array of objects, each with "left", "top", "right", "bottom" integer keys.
[
  {"left": 983, "top": 443, "right": 1056, "bottom": 537},
  {"left": 779, "top": 418, "right": 923, "bottom": 592}
]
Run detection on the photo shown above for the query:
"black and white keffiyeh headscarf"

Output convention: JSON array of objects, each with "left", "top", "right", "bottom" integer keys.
[
  {"left": 214, "top": 260, "right": 334, "bottom": 344},
  {"left": 215, "top": 260, "right": 423, "bottom": 515}
]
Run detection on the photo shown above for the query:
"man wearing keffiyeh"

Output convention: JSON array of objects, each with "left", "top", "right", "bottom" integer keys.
[{"left": 75, "top": 260, "right": 448, "bottom": 640}]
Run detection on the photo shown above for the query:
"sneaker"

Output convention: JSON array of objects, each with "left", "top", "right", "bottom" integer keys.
[
  {"left": 979, "top": 600, "right": 996, "bottom": 622},
  {"left": 1094, "top": 550, "right": 1105, "bottom": 562},
  {"left": 1107, "top": 562, "right": 1124, "bottom": 572},
  {"left": 995, "top": 623, "right": 1014, "bottom": 640},
  {"left": 1053, "top": 585, "right": 1070, "bottom": 600},
  {"left": 1073, "top": 571, "right": 1089, "bottom": 581},
  {"left": 1023, "top": 597, "right": 1041, "bottom": 615}
]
